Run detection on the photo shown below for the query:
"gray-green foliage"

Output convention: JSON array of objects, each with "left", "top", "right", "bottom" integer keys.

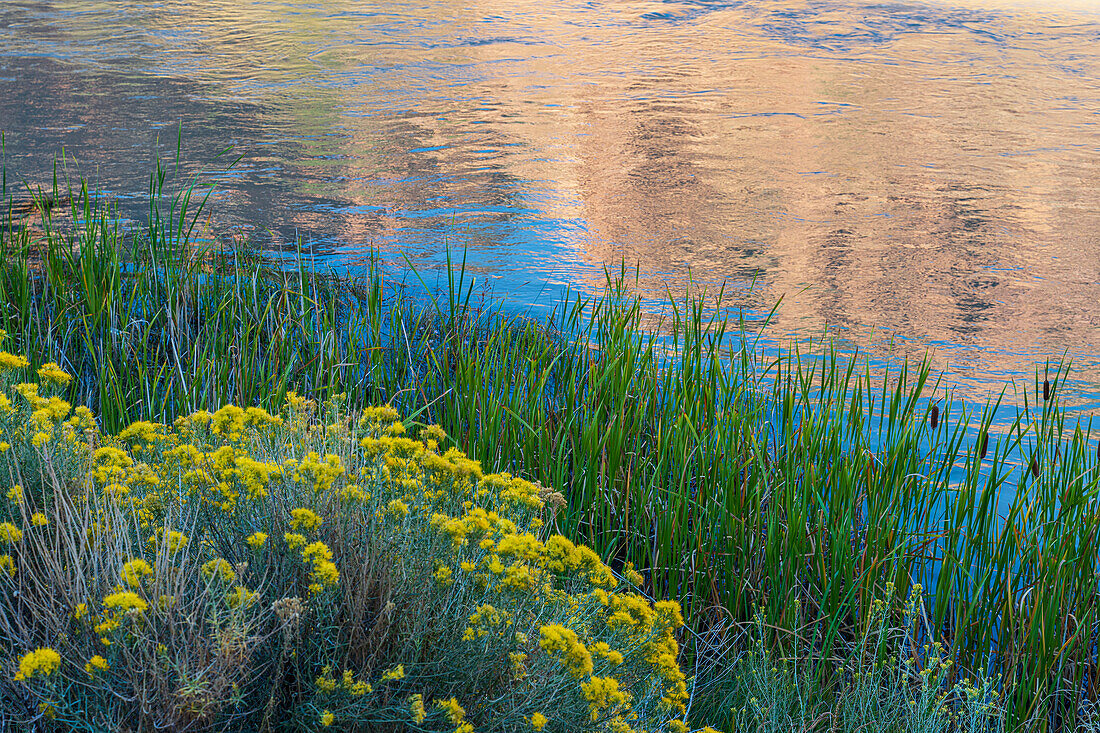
[{"left": 695, "top": 590, "right": 1001, "bottom": 733}]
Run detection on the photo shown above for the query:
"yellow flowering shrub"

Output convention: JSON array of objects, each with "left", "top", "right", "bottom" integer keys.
[{"left": 0, "top": 354, "right": 693, "bottom": 732}]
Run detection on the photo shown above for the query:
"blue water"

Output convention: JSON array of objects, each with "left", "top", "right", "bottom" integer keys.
[{"left": 2, "top": 0, "right": 1099, "bottom": 414}]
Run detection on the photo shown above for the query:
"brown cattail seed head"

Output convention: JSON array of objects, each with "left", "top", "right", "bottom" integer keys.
[
  {"left": 1030, "top": 454, "right": 1040, "bottom": 478},
  {"left": 1043, "top": 380, "right": 1051, "bottom": 401},
  {"left": 979, "top": 434, "right": 988, "bottom": 460},
  {"left": 930, "top": 404, "right": 939, "bottom": 431}
]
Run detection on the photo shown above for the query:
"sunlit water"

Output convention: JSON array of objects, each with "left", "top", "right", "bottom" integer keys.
[{"left": 2, "top": 0, "right": 1099, "bottom": 414}]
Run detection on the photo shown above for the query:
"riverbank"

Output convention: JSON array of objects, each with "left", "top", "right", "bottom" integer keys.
[{"left": 1, "top": 171, "right": 1097, "bottom": 730}]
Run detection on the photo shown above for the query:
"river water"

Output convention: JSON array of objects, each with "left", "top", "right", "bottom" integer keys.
[{"left": 1, "top": 0, "right": 1099, "bottom": 408}]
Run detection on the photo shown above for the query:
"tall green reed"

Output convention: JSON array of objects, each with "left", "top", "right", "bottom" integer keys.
[{"left": 1, "top": 164, "right": 1097, "bottom": 730}]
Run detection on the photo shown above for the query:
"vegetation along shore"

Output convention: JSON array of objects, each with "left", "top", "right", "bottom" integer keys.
[{"left": 0, "top": 165, "right": 1097, "bottom": 731}]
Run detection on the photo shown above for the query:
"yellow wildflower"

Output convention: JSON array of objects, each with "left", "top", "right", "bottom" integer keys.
[
  {"left": 316, "top": 668, "right": 337, "bottom": 693},
  {"left": 434, "top": 564, "right": 454, "bottom": 586},
  {"left": 653, "top": 600, "right": 684, "bottom": 630},
  {"left": 29, "top": 513, "right": 47, "bottom": 527},
  {"left": 0, "top": 352, "right": 29, "bottom": 371},
  {"left": 102, "top": 590, "right": 148, "bottom": 614},
  {"left": 539, "top": 624, "right": 593, "bottom": 678},
  {"left": 84, "top": 655, "right": 109, "bottom": 676},
  {"left": 464, "top": 603, "right": 509, "bottom": 641},
  {"left": 165, "top": 531, "right": 188, "bottom": 552},
  {"left": 530, "top": 712, "right": 548, "bottom": 731},
  {"left": 320, "top": 709, "right": 334, "bottom": 727},
  {"left": 591, "top": 641, "right": 624, "bottom": 666},
  {"left": 0, "top": 522, "right": 22, "bottom": 544},
  {"left": 380, "top": 664, "right": 404, "bottom": 682},
  {"left": 13, "top": 648, "right": 61, "bottom": 681},
  {"left": 501, "top": 562, "right": 536, "bottom": 591},
  {"left": 580, "top": 676, "right": 626, "bottom": 721},
  {"left": 36, "top": 362, "right": 72, "bottom": 386},
  {"left": 302, "top": 541, "right": 339, "bottom": 590},
  {"left": 410, "top": 693, "right": 427, "bottom": 723},
  {"left": 121, "top": 558, "right": 153, "bottom": 588},
  {"left": 246, "top": 532, "right": 268, "bottom": 549},
  {"left": 227, "top": 585, "right": 258, "bottom": 609},
  {"left": 289, "top": 507, "right": 323, "bottom": 531},
  {"left": 436, "top": 697, "right": 465, "bottom": 724},
  {"left": 201, "top": 558, "right": 236, "bottom": 583}
]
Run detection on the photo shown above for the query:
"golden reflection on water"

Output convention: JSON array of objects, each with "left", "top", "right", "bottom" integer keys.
[{"left": 2, "top": 0, "right": 1099, "bottom": 397}]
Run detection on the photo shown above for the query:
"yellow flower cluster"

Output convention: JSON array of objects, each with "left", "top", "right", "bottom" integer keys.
[
  {"left": 226, "top": 585, "right": 258, "bottom": 609},
  {"left": 289, "top": 507, "right": 323, "bottom": 531},
  {"left": 164, "top": 530, "right": 189, "bottom": 552},
  {"left": 316, "top": 667, "right": 371, "bottom": 696},
  {"left": 0, "top": 522, "right": 21, "bottom": 544},
  {"left": 84, "top": 655, "right": 109, "bottom": 676},
  {"left": 102, "top": 590, "right": 148, "bottom": 614},
  {"left": 201, "top": 558, "right": 237, "bottom": 583},
  {"left": 410, "top": 693, "right": 427, "bottom": 723},
  {"left": 291, "top": 451, "right": 345, "bottom": 494},
  {"left": 539, "top": 624, "right": 594, "bottom": 679},
  {"left": 581, "top": 676, "right": 627, "bottom": 721},
  {"left": 203, "top": 404, "right": 283, "bottom": 443},
  {"left": 0, "top": 352, "right": 29, "bottom": 371},
  {"left": 380, "top": 664, "right": 405, "bottom": 682},
  {"left": 36, "top": 362, "right": 72, "bottom": 386},
  {"left": 464, "top": 603, "right": 510, "bottom": 641},
  {"left": 121, "top": 558, "right": 153, "bottom": 587},
  {"left": 13, "top": 648, "right": 61, "bottom": 681},
  {"left": 436, "top": 696, "right": 465, "bottom": 724},
  {"left": 301, "top": 541, "right": 339, "bottom": 593}
]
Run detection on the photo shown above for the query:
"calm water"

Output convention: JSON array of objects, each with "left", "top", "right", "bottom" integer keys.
[{"left": 2, "top": 0, "right": 1099, "bottom": 407}]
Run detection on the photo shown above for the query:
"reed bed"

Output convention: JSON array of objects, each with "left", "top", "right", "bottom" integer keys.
[{"left": 1, "top": 166, "right": 1098, "bottom": 730}]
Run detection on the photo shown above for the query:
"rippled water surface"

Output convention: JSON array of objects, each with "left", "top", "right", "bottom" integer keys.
[{"left": 2, "top": 0, "right": 1099, "bottom": 404}]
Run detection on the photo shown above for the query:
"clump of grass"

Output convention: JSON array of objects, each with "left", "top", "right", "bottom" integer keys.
[
  {"left": 3, "top": 162, "right": 1099, "bottom": 730},
  {"left": 0, "top": 351, "right": 701, "bottom": 731},
  {"left": 691, "top": 587, "right": 1002, "bottom": 733}
]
